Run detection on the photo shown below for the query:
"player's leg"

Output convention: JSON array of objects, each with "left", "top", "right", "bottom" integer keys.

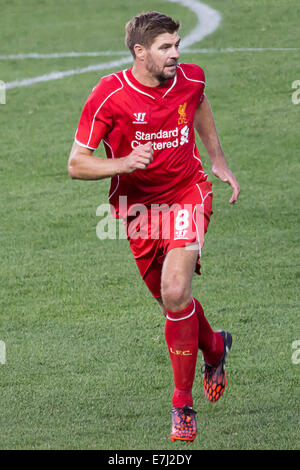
[
  {"left": 156, "top": 297, "right": 166, "bottom": 317},
  {"left": 161, "top": 245, "right": 200, "bottom": 441},
  {"left": 161, "top": 244, "right": 197, "bottom": 311},
  {"left": 161, "top": 244, "right": 227, "bottom": 441},
  {"left": 162, "top": 244, "right": 223, "bottom": 400}
]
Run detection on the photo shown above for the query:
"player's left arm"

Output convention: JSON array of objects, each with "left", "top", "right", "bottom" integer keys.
[{"left": 194, "top": 95, "right": 240, "bottom": 204}]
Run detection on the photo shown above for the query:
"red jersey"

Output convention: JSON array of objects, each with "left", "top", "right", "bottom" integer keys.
[{"left": 75, "top": 63, "right": 208, "bottom": 217}]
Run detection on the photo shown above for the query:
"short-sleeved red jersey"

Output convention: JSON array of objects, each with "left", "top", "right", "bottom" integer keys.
[{"left": 75, "top": 63, "right": 208, "bottom": 217}]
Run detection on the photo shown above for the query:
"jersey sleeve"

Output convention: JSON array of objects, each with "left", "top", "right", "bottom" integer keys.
[
  {"left": 75, "top": 76, "right": 118, "bottom": 150},
  {"left": 194, "top": 65, "right": 206, "bottom": 104},
  {"left": 178, "top": 63, "right": 206, "bottom": 105}
]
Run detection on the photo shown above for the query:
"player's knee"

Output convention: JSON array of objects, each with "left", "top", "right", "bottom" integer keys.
[
  {"left": 161, "top": 277, "right": 191, "bottom": 311},
  {"left": 156, "top": 297, "right": 167, "bottom": 317}
]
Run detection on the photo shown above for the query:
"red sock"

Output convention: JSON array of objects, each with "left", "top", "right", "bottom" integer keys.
[
  {"left": 193, "top": 298, "right": 224, "bottom": 365},
  {"left": 165, "top": 299, "right": 199, "bottom": 408}
]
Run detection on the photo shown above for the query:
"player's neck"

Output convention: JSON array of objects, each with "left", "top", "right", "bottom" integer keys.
[{"left": 131, "top": 64, "right": 166, "bottom": 88}]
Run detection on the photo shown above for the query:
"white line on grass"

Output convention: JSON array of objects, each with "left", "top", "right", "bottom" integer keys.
[
  {"left": 5, "top": 0, "right": 221, "bottom": 90},
  {"left": 165, "top": 0, "right": 221, "bottom": 48},
  {"left": 1, "top": 47, "right": 298, "bottom": 61},
  {"left": 0, "top": 51, "right": 130, "bottom": 60},
  {"left": 5, "top": 57, "right": 133, "bottom": 90},
  {"left": 185, "top": 47, "right": 300, "bottom": 53}
]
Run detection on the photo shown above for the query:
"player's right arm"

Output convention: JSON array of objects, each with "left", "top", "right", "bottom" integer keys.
[
  {"left": 68, "top": 141, "right": 153, "bottom": 180},
  {"left": 69, "top": 74, "right": 153, "bottom": 180}
]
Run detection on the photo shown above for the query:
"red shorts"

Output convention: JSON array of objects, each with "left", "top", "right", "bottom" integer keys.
[{"left": 125, "top": 180, "right": 213, "bottom": 298}]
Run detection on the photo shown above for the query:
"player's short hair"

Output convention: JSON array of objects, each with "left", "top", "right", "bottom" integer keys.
[{"left": 125, "top": 11, "right": 180, "bottom": 58}]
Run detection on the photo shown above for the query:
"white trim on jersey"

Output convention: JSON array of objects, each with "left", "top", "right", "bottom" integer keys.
[
  {"left": 192, "top": 143, "right": 202, "bottom": 164},
  {"left": 161, "top": 73, "right": 177, "bottom": 99},
  {"left": 196, "top": 183, "right": 213, "bottom": 204},
  {"left": 86, "top": 75, "right": 124, "bottom": 148},
  {"left": 202, "top": 190, "right": 213, "bottom": 202},
  {"left": 196, "top": 183, "right": 204, "bottom": 204},
  {"left": 177, "top": 65, "right": 205, "bottom": 84},
  {"left": 122, "top": 70, "right": 156, "bottom": 100},
  {"left": 123, "top": 69, "right": 177, "bottom": 100},
  {"left": 75, "top": 137, "right": 97, "bottom": 150},
  {"left": 192, "top": 144, "right": 208, "bottom": 178},
  {"left": 194, "top": 182, "right": 211, "bottom": 259},
  {"left": 192, "top": 182, "right": 213, "bottom": 258}
]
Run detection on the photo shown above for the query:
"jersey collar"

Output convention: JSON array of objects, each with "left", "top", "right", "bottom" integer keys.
[{"left": 123, "top": 68, "right": 177, "bottom": 100}]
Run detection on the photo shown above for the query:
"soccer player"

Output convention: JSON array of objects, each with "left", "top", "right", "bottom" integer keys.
[{"left": 68, "top": 11, "right": 240, "bottom": 442}]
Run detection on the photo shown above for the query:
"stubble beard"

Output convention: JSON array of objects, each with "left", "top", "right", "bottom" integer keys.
[{"left": 146, "top": 54, "right": 177, "bottom": 85}]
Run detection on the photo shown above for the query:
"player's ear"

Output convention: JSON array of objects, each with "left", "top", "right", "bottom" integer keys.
[{"left": 134, "top": 44, "right": 146, "bottom": 61}]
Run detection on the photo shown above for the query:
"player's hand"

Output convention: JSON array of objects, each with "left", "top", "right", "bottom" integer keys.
[
  {"left": 120, "top": 143, "right": 153, "bottom": 174},
  {"left": 212, "top": 163, "right": 240, "bottom": 204}
]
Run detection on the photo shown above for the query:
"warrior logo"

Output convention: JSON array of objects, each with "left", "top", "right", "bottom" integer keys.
[{"left": 133, "top": 112, "right": 147, "bottom": 124}]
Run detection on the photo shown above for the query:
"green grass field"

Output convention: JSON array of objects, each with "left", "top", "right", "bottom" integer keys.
[{"left": 0, "top": 0, "right": 299, "bottom": 450}]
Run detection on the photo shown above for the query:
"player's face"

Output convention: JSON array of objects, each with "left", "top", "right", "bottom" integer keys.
[{"left": 145, "top": 32, "right": 181, "bottom": 83}]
